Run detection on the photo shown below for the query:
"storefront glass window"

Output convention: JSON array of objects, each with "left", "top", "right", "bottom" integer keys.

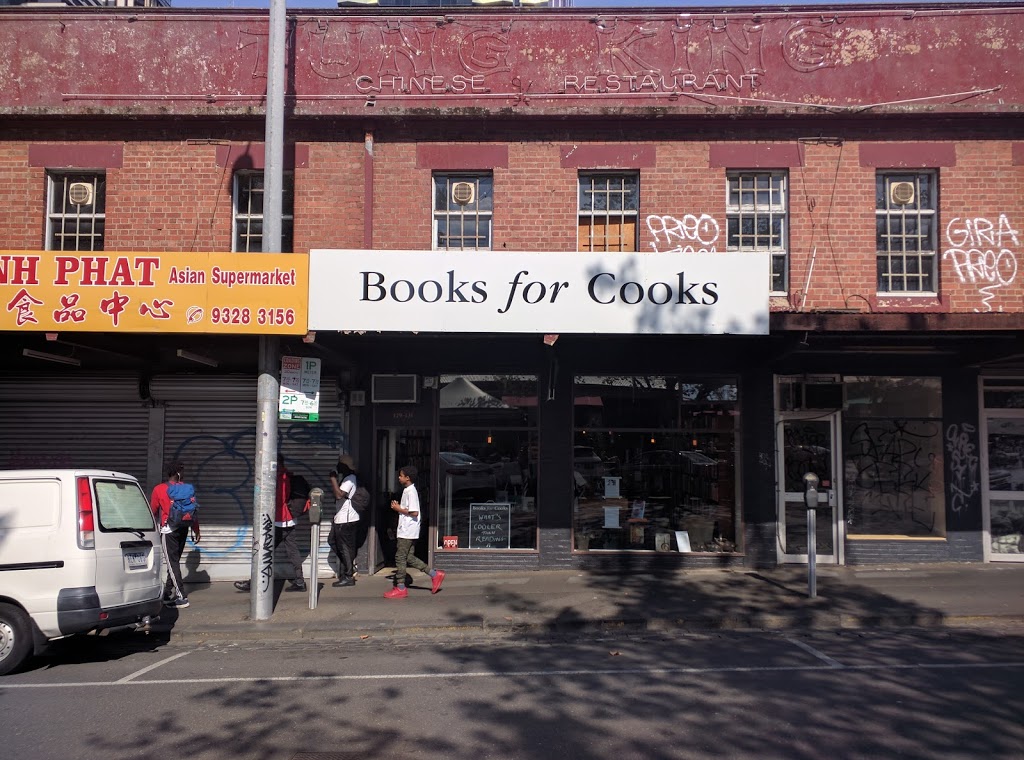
[
  {"left": 843, "top": 376, "right": 945, "bottom": 537},
  {"left": 437, "top": 375, "right": 538, "bottom": 550},
  {"left": 572, "top": 376, "right": 739, "bottom": 552}
]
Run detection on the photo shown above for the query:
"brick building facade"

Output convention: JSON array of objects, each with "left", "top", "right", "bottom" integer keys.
[{"left": 1, "top": 5, "right": 1023, "bottom": 578}]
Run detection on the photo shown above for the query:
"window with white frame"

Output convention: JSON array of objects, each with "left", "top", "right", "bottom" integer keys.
[
  {"left": 578, "top": 172, "right": 638, "bottom": 252},
  {"left": 433, "top": 173, "right": 493, "bottom": 250},
  {"left": 233, "top": 171, "right": 294, "bottom": 252},
  {"left": 47, "top": 173, "right": 106, "bottom": 251},
  {"left": 726, "top": 170, "right": 788, "bottom": 293},
  {"left": 875, "top": 171, "right": 937, "bottom": 293}
]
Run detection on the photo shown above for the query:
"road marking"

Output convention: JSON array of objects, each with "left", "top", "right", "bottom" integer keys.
[
  {"left": 116, "top": 651, "right": 190, "bottom": 683},
  {"left": 3, "top": 660, "right": 1024, "bottom": 689},
  {"left": 784, "top": 636, "right": 844, "bottom": 667}
]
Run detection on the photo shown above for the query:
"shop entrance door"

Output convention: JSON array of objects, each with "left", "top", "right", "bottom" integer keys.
[
  {"left": 372, "top": 427, "right": 433, "bottom": 573},
  {"left": 982, "top": 414, "right": 1024, "bottom": 561},
  {"left": 777, "top": 411, "right": 843, "bottom": 564}
]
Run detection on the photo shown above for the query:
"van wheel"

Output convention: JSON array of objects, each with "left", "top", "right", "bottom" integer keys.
[{"left": 0, "top": 603, "right": 32, "bottom": 676}]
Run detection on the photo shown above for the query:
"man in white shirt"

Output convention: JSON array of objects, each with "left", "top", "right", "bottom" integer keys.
[
  {"left": 328, "top": 454, "right": 360, "bottom": 587},
  {"left": 384, "top": 465, "right": 446, "bottom": 599}
]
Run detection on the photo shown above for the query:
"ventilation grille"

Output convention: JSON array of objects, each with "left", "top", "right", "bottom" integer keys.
[
  {"left": 68, "top": 182, "right": 94, "bottom": 206},
  {"left": 451, "top": 181, "right": 475, "bottom": 206},
  {"left": 890, "top": 181, "right": 915, "bottom": 206}
]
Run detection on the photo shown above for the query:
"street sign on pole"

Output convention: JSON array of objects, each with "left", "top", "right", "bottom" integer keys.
[{"left": 279, "top": 355, "right": 321, "bottom": 421}]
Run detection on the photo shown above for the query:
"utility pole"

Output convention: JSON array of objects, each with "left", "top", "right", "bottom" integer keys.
[{"left": 250, "top": 0, "right": 286, "bottom": 621}]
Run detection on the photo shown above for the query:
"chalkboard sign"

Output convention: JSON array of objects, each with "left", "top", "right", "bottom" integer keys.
[{"left": 469, "top": 502, "right": 511, "bottom": 549}]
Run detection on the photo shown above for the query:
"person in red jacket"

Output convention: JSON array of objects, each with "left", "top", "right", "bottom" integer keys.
[
  {"left": 151, "top": 461, "right": 200, "bottom": 608},
  {"left": 235, "top": 455, "right": 307, "bottom": 593}
]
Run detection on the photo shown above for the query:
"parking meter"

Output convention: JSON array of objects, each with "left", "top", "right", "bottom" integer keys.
[
  {"left": 308, "top": 487, "right": 323, "bottom": 523},
  {"left": 308, "top": 488, "right": 324, "bottom": 609},
  {"left": 803, "top": 472, "right": 820, "bottom": 509},
  {"left": 803, "top": 472, "right": 821, "bottom": 598}
]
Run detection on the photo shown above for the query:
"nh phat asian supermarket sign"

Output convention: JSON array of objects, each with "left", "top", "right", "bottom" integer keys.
[{"left": 0, "top": 251, "right": 308, "bottom": 334}]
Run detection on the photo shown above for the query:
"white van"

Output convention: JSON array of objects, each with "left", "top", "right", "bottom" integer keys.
[{"left": 0, "top": 470, "right": 164, "bottom": 675}]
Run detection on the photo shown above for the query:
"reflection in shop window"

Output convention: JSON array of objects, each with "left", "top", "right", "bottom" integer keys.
[
  {"left": 437, "top": 375, "right": 538, "bottom": 550},
  {"left": 990, "top": 500, "right": 1024, "bottom": 554},
  {"left": 843, "top": 376, "right": 945, "bottom": 537},
  {"left": 572, "top": 376, "right": 739, "bottom": 553}
]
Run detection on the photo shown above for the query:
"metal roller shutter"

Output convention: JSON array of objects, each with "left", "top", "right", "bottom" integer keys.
[
  {"left": 150, "top": 374, "right": 344, "bottom": 581},
  {"left": 0, "top": 374, "right": 149, "bottom": 481}
]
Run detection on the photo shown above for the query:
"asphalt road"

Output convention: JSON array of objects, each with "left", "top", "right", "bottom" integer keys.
[{"left": 2, "top": 626, "right": 1023, "bottom": 760}]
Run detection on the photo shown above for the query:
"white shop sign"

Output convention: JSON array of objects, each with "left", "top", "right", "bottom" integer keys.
[{"left": 308, "top": 250, "right": 769, "bottom": 335}]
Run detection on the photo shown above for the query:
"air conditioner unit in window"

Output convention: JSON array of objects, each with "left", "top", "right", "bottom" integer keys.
[
  {"left": 371, "top": 374, "right": 419, "bottom": 403},
  {"left": 451, "top": 182, "right": 475, "bottom": 206},
  {"left": 779, "top": 377, "right": 844, "bottom": 411},
  {"left": 890, "top": 181, "right": 915, "bottom": 206},
  {"left": 67, "top": 182, "right": 93, "bottom": 206}
]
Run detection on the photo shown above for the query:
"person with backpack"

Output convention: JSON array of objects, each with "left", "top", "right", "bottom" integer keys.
[
  {"left": 328, "top": 454, "right": 361, "bottom": 588},
  {"left": 235, "top": 455, "right": 307, "bottom": 593},
  {"left": 151, "top": 462, "right": 200, "bottom": 609}
]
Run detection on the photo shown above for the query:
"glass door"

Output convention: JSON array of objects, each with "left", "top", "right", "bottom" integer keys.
[
  {"left": 777, "top": 411, "right": 843, "bottom": 564},
  {"left": 373, "top": 428, "right": 433, "bottom": 572},
  {"left": 983, "top": 416, "right": 1024, "bottom": 561}
]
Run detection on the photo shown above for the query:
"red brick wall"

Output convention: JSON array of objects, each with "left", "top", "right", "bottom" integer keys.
[
  {"left": 3, "top": 127, "right": 1022, "bottom": 315},
  {"left": 0, "top": 144, "right": 42, "bottom": 250}
]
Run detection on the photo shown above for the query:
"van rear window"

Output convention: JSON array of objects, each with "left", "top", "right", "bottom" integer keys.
[{"left": 94, "top": 480, "right": 155, "bottom": 533}]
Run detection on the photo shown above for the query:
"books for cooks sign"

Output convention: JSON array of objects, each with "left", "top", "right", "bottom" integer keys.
[
  {"left": 309, "top": 250, "right": 769, "bottom": 335},
  {"left": 0, "top": 251, "right": 308, "bottom": 334}
]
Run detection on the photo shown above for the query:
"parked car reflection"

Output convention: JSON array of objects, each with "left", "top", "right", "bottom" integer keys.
[
  {"left": 439, "top": 451, "right": 497, "bottom": 495},
  {"left": 573, "top": 445, "right": 605, "bottom": 479}
]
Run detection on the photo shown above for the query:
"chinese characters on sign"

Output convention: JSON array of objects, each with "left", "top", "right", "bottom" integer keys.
[
  {"left": 0, "top": 251, "right": 308, "bottom": 334},
  {"left": 279, "top": 355, "right": 321, "bottom": 422}
]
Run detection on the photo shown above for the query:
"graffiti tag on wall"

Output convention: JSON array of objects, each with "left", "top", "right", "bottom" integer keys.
[
  {"left": 845, "top": 419, "right": 942, "bottom": 534},
  {"left": 945, "top": 422, "right": 979, "bottom": 514},
  {"left": 943, "top": 215, "right": 1019, "bottom": 312},
  {"left": 647, "top": 214, "right": 720, "bottom": 253}
]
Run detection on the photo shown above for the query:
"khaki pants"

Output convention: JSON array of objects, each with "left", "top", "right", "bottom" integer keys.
[{"left": 394, "top": 537, "right": 429, "bottom": 587}]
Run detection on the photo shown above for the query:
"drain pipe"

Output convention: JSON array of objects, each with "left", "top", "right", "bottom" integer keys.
[
  {"left": 799, "top": 247, "right": 817, "bottom": 312},
  {"left": 364, "top": 128, "right": 374, "bottom": 248}
]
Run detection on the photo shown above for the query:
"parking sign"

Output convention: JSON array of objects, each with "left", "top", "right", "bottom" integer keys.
[{"left": 279, "top": 355, "right": 321, "bottom": 421}]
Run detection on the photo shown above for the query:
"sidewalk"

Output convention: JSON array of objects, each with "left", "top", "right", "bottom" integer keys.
[{"left": 152, "top": 562, "right": 1024, "bottom": 644}]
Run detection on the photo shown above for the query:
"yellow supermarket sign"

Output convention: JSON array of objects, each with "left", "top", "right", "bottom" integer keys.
[{"left": 0, "top": 251, "right": 308, "bottom": 334}]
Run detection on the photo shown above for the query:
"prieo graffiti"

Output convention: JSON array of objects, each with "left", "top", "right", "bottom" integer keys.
[
  {"left": 646, "top": 214, "right": 720, "bottom": 253},
  {"left": 945, "top": 422, "right": 979, "bottom": 514},
  {"left": 943, "top": 215, "right": 1019, "bottom": 312}
]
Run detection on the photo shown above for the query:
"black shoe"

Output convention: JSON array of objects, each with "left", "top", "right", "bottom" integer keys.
[
  {"left": 332, "top": 578, "right": 355, "bottom": 587},
  {"left": 286, "top": 581, "right": 307, "bottom": 592},
  {"left": 233, "top": 580, "right": 251, "bottom": 592}
]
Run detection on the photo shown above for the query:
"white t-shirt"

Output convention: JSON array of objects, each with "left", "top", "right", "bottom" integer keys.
[
  {"left": 333, "top": 474, "right": 359, "bottom": 525},
  {"left": 396, "top": 482, "right": 421, "bottom": 539}
]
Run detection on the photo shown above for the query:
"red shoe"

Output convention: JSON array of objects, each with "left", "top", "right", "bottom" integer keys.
[
  {"left": 383, "top": 586, "right": 408, "bottom": 599},
  {"left": 431, "top": 569, "right": 446, "bottom": 594}
]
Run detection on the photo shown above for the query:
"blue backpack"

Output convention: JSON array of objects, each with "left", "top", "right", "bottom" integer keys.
[{"left": 166, "top": 482, "right": 199, "bottom": 530}]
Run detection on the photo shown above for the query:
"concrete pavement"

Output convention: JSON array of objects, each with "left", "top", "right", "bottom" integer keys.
[{"left": 149, "top": 562, "right": 1024, "bottom": 644}]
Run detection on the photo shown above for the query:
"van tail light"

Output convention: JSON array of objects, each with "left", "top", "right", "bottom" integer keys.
[{"left": 76, "top": 476, "right": 95, "bottom": 549}]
